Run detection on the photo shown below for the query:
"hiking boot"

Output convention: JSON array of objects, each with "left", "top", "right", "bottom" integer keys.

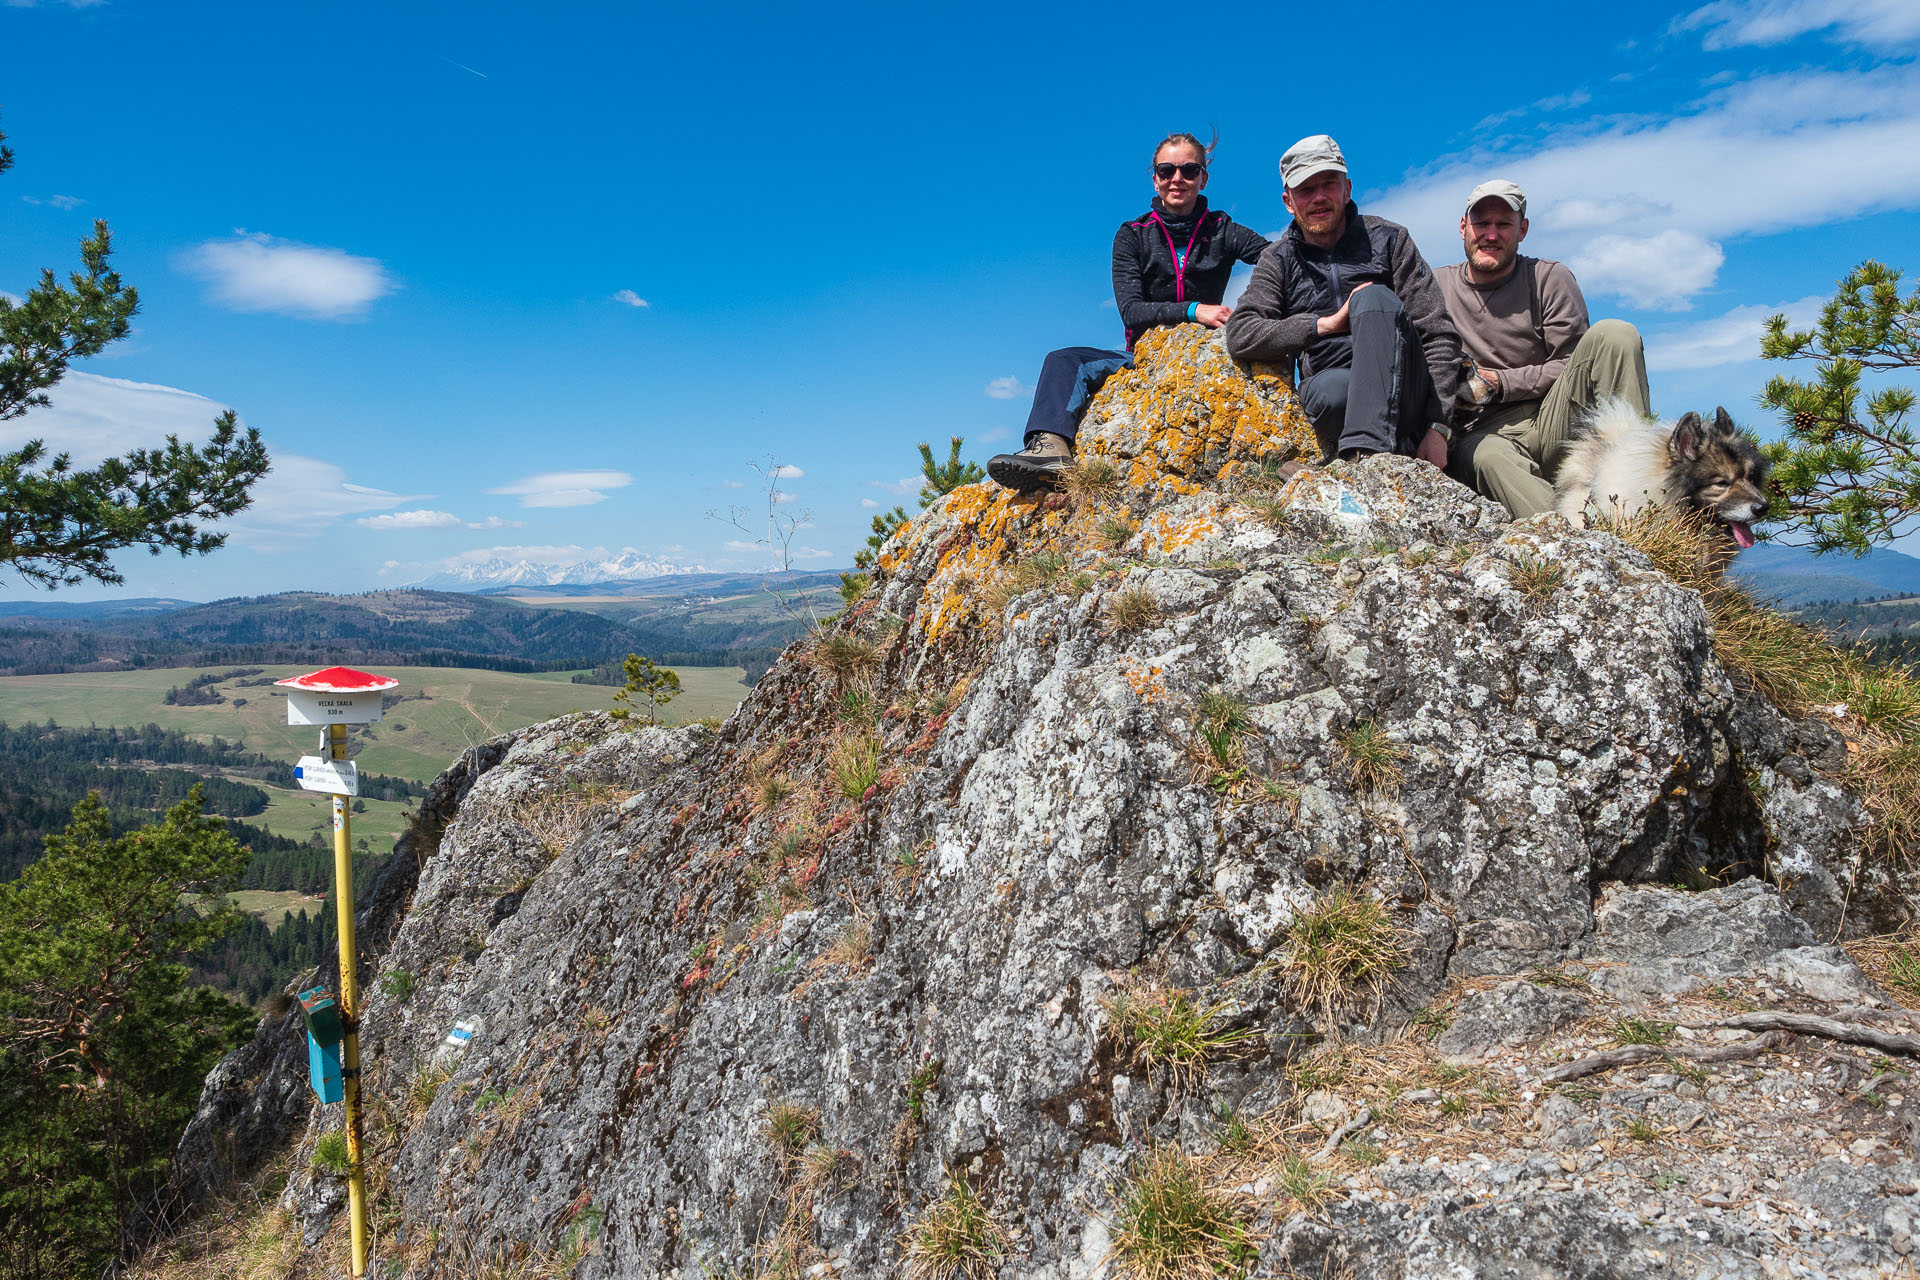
[{"left": 987, "top": 432, "right": 1074, "bottom": 492}]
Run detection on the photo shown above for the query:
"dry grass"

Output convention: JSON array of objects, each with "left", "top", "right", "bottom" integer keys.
[
  {"left": 121, "top": 1149, "right": 301, "bottom": 1280},
  {"left": 1601, "top": 508, "right": 1920, "bottom": 861},
  {"left": 1843, "top": 933, "right": 1920, "bottom": 1005},
  {"left": 810, "top": 630, "right": 882, "bottom": 688},
  {"left": 903, "top": 1176, "right": 1009, "bottom": 1280},
  {"left": 1335, "top": 720, "right": 1409, "bottom": 795},
  {"left": 1064, "top": 454, "right": 1125, "bottom": 502},
  {"left": 1108, "top": 584, "right": 1165, "bottom": 633},
  {"left": 1107, "top": 1147, "right": 1257, "bottom": 1280},
  {"left": 1276, "top": 888, "right": 1408, "bottom": 1020},
  {"left": 519, "top": 781, "right": 633, "bottom": 864},
  {"left": 755, "top": 772, "right": 795, "bottom": 813}
]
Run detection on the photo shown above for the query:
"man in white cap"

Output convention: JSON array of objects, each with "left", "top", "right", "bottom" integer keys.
[
  {"left": 1439, "top": 179, "right": 1650, "bottom": 517},
  {"left": 1226, "top": 134, "right": 1460, "bottom": 468}
]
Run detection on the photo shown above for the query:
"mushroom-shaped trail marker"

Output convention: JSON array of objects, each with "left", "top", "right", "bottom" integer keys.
[{"left": 275, "top": 665, "right": 397, "bottom": 1278}]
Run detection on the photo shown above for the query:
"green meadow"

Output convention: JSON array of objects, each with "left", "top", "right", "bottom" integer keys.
[{"left": 0, "top": 663, "right": 750, "bottom": 844}]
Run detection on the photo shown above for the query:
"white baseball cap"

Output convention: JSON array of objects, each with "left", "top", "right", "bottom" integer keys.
[
  {"left": 1465, "top": 179, "right": 1527, "bottom": 218},
  {"left": 1280, "top": 135, "right": 1347, "bottom": 188}
]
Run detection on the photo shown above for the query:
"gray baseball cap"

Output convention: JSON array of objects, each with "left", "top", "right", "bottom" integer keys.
[
  {"left": 1280, "top": 135, "right": 1347, "bottom": 188},
  {"left": 1465, "top": 179, "right": 1527, "bottom": 218}
]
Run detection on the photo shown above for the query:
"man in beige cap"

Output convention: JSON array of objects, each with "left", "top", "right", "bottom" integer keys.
[
  {"left": 1439, "top": 179, "right": 1650, "bottom": 517},
  {"left": 1226, "top": 135, "right": 1460, "bottom": 467}
]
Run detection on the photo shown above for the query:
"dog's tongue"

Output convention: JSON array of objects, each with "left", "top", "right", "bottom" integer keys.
[{"left": 1728, "top": 521, "right": 1756, "bottom": 549}]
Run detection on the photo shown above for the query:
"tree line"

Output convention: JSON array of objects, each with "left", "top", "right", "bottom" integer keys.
[{"left": 0, "top": 721, "right": 419, "bottom": 882}]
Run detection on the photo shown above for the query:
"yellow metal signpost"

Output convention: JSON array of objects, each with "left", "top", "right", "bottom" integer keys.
[{"left": 278, "top": 666, "right": 399, "bottom": 1279}]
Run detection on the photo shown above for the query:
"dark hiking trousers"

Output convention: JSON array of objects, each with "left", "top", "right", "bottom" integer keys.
[
  {"left": 1297, "top": 287, "right": 1445, "bottom": 460},
  {"left": 1024, "top": 346, "right": 1133, "bottom": 443}
]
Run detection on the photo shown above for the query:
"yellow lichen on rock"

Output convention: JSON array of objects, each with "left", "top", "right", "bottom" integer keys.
[{"left": 1084, "top": 327, "right": 1316, "bottom": 496}]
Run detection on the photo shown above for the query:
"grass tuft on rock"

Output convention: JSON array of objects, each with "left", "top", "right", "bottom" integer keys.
[
  {"left": 828, "top": 733, "right": 885, "bottom": 800},
  {"left": 1507, "top": 553, "right": 1566, "bottom": 604},
  {"left": 1335, "top": 720, "right": 1409, "bottom": 794},
  {"left": 764, "top": 1099, "right": 819, "bottom": 1157},
  {"left": 1108, "top": 1147, "right": 1256, "bottom": 1280},
  {"left": 1278, "top": 888, "right": 1407, "bottom": 1019},
  {"left": 1064, "top": 455, "right": 1124, "bottom": 502},
  {"left": 903, "top": 1175, "right": 1008, "bottom": 1280},
  {"left": 1108, "top": 584, "right": 1164, "bottom": 633},
  {"left": 1102, "top": 982, "right": 1255, "bottom": 1091},
  {"left": 1098, "top": 512, "right": 1139, "bottom": 550},
  {"left": 810, "top": 630, "right": 881, "bottom": 687}
]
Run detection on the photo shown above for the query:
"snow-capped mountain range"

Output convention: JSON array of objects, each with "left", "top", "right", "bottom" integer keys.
[{"left": 408, "top": 550, "right": 711, "bottom": 590}]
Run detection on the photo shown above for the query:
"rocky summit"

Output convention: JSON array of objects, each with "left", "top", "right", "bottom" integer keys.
[{"left": 165, "top": 326, "right": 1918, "bottom": 1278}]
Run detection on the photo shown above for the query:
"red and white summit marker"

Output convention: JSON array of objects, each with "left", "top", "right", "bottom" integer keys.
[{"left": 276, "top": 666, "right": 399, "bottom": 725}]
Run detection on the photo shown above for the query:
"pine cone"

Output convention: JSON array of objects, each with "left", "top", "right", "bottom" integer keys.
[{"left": 1791, "top": 410, "right": 1818, "bottom": 432}]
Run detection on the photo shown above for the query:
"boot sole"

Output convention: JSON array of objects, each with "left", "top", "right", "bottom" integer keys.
[{"left": 987, "top": 455, "right": 1069, "bottom": 492}]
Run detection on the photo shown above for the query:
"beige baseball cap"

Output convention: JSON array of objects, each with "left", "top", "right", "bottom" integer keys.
[
  {"left": 1280, "top": 135, "right": 1347, "bottom": 188},
  {"left": 1465, "top": 179, "right": 1527, "bottom": 218}
]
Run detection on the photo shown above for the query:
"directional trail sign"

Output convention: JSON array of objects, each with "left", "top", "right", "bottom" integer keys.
[
  {"left": 294, "top": 755, "right": 360, "bottom": 796},
  {"left": 275, "top": 666, "right": 399, "bottom": 726}
]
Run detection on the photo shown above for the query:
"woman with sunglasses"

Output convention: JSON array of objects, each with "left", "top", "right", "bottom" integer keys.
[{"left": 988, "top": 132, "right": 1271, "bottom": 490}]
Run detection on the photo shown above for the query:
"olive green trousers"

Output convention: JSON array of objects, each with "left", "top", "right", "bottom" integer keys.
[{"left": 1446, "top": 319, "right": 1651, "bottom": 518}]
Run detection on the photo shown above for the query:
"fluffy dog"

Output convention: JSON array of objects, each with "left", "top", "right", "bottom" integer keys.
[{"left": 1554, "top": 401, "right": 1771, "bottom": 549}]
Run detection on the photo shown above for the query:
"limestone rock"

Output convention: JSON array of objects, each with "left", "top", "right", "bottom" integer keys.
[{"left": 161, "top": 325, "right": 1905, "bottom": 1279}]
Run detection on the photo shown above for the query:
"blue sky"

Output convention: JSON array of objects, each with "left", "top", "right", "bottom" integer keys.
[{"left": 3, "top": 0, "right": 1918, "bottom": 599}]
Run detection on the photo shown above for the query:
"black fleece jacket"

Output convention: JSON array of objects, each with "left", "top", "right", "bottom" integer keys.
[
  {"left": 1224, "top": 202, "right": 1461, "bottom": 418},
  {"left": 1112, "top": 197, "right": 1269, "bottom": 349}
]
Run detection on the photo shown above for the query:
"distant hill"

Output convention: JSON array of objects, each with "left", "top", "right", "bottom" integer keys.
[
  {"left": 0, "top": 597, "right": 198, "bottom": 620},
  {"left": 0, "top": 581, "right": 827, "bottom": 679},
  {"left": 1730, "top": 543, "right": 1920, "bottom": 607}
]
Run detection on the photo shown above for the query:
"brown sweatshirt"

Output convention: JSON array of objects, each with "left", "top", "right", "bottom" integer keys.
[{"left": 1437, "top": 256, "right": 1588, "bottom": 408}]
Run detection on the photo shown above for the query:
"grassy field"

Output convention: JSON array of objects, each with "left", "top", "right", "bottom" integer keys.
[
  {"left": 0, "top": 663, "right": 749, "bottom": 785},
  {"left": 225, "top": 888, "right": 328, "bottom": 929},
  {"left": 253, "top": 784, "right": 414, "bottom": 849}
]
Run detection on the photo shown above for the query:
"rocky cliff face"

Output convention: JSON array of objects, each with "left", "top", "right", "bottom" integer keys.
[{"left": 177, "top": 327, "right": 1917, "bottom": 1279}]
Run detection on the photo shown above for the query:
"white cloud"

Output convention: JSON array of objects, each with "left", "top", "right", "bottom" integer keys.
[
  {"left": 1568, "top": 230, "right": 1726, "bottom": 310},
  {"left": 613, "top": 289, "right": 650, "bottom": 308},
  {"left": 723, "top": 540, "right": 761, "bottom": 553},
  {"left": 717, "top": 478, "right": 745, "bottom": 489},
  {"left": 1677, "top": 0, "right": 1920, "bottom": 49},
  {"left": 772, "top": 491, "right": 798, "bottom": 504},
  {"left": 860, "top": 498, "right": 881, "bottom": 509},
  {"left": 1373, "top": 65, "right": 1920, "bottom": 310},
  {"left": 355, "top": 509, "right": 463, "bottom": 531},
  {"left": 222, "top": 456, "right": 420, "bottom": 552},
  {"left": 20, "top": 193, "right": 85, "bottom": 209},
  {"left": 488, "top": 469, "right": 633, "bottom": 508},
  {"left": 870, "top": 476, "right": 920, "bottom": 496},
  {"left": 975, "top": 426, "right": 1012, "bottom": 445},
  {"left": 1645, "top": 294, "right": 1825, "bottom": 370},
  {"left": 1475, "top": 88, "right": 1593, "bottom": 131},
  {"left": 3, "top": 371, "right": 421, "bottom": 550},
  {"left": 790, "top": 546, "right": 834, "bottom": 560},
  {"left": 985, "top": 375, "right": 1028, "bottom": 400},
  {"left": 770, "top": 464, "right": 804, "bottom": 479},
  {"left": 467, "top": 515, "right": 524, "bottom": 529},
  {"left": 177, "top": 231, "right": 396, "bottom": 320}
]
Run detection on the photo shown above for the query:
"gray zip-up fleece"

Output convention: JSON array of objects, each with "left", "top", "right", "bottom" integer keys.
[{"left": 1225, "top": 203, "right": 1462, "bottom": 422}]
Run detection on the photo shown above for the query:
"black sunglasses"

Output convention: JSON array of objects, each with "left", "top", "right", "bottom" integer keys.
[{"left": 1154, "top": 161, "right": 1204, "bottom": 180}]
